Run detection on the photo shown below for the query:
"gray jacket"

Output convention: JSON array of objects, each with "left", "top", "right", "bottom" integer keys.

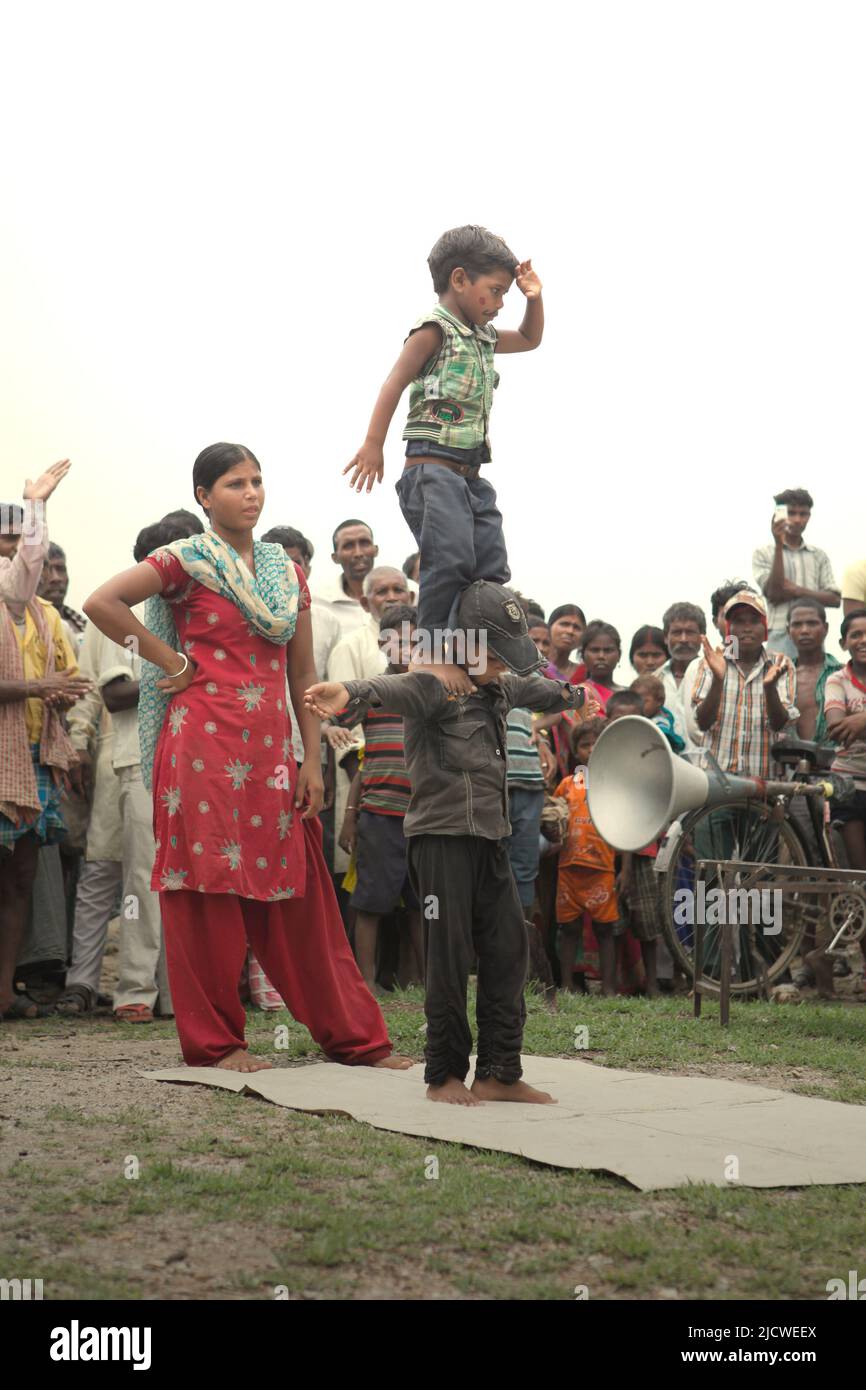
[{"left": 340, "top": 671, "right": 585, "bottom": 840}]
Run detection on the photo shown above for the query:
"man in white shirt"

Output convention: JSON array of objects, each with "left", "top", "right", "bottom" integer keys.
[
  {"left": 656, "top": 602, "right": 706, "bottom": 753},
  {"left": 752, "top": 488, "right": 840, "bottom": 658},
  {"left": 314, "top": 519, "right": 379, "bottom": 638},
  {"left": 58, "top": 516, "right": 203, "bottom": 1020}
]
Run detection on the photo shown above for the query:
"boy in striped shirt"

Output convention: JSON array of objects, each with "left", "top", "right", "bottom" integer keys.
[{"left": 340, "top": 605, "right": 422, "bottom": 991}]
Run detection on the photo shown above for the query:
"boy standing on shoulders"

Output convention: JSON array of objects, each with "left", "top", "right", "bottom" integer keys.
[
  {"left": 344, "top": 225, "right": 543, "bottom": 682},
  {"left": 307, "top": 583, "right": 600, "bottom": 1107}
]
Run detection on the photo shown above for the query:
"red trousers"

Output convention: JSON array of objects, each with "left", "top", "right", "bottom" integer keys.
[{"left": 159, "top": 817, "right": 392, "bottom": 1067}]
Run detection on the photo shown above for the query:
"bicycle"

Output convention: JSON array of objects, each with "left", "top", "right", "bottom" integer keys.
[{"left": 654, "top": 737, "right": 866, "bottom": 1014}]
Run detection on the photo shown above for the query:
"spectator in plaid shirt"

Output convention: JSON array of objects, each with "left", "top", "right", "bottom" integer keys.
[
  {"left": 343, "top": 225, "right": 544, "bottom": 692},
  {"left": 692, "top": 592, "right": 798, "bottom": 777}
]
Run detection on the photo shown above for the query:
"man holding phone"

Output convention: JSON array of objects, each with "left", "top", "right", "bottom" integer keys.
[{"left": 752, "top": 488, "right": 840, "bottom": 658}]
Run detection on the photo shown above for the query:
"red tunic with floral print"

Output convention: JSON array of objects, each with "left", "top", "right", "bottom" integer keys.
[{"left": 143, "top": 550, "right": 310, "bottom": 901}]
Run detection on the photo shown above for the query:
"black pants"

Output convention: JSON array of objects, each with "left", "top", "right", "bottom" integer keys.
[{"left": 407, "top": 834, "right": 528, "bottom": 1087}]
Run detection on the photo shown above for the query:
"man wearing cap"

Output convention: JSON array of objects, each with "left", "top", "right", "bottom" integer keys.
[
  {"left": 304, "top": 581, "right": 601, "bottom": 1108},
  {"left": 691, "top": 591, "right": 798, "bottom": 777}
]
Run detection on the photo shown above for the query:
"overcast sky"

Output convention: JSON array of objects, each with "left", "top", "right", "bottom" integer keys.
[{"left": 3, "top": 0, "right": 864, "bottom": 670}]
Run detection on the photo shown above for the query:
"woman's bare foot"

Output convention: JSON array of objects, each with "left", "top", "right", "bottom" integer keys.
[
  {"left": 470, "top": 1077, "right": 557, "bottom": 1104},
  {"left": 427, "top": 1076, "right": 481, "bottom": 1105},
  {"left": 372, "top": 1054, "right": 414, "bottom": 1070},
  {"left": 213, "top": 1049, "right": 273, "bottom": 1073}
]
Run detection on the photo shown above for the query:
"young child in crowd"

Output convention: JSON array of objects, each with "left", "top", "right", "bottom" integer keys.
[
  {"left": 554, "top": 718, "right": 619, "bottom": 995},
  {"left": 605, "top": 690, "right": 663, "bottom": 996},
  {"left": 343, "top": 225, "right": 544, "bottom": 678},
  {"left": 306, "top": 582, "right": 599, "bottom": 1107},
  {"left": 340, "top": 605, "right": 423, "bottom": 993},
  {"left": 580, "top": 621, "right": 625, "bottom": 711},
  {"left": 631, "top": 672, "right": 686, "bottom": 753}
]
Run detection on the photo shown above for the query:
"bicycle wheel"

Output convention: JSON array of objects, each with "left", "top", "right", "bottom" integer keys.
[{"left": 659, "top": 799, "right": 810, "bottom": 996}]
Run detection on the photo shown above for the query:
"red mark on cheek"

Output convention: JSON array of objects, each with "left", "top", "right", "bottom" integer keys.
[{"left": 479, "top": 297, "right": 487, "bottom": 306}]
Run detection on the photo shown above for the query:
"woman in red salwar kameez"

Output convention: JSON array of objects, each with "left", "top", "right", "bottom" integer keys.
[{"left": 84, "top": 443, "right": 409, "bottom": 1073}]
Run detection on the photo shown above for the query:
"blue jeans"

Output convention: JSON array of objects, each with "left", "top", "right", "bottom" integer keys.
[
  {"left": 395, "top": 462, "right": 510, "bottom": 637},
  {"left": 505, "top": 786, "right": 545, "bottom": 911}
]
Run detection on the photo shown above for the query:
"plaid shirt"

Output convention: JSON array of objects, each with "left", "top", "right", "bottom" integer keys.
[
  {"left": 402, "top": 303, "right": 499, "bottom": 452},
  {"left": 691, "top": 648, "right": 799, "bottom": 777},
  {"left": 752, "top": 539, "right": 839, "bottom": 633}
]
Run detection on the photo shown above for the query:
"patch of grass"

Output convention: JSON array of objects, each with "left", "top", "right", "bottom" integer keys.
[{"left": 3, "top": 991, "right": 866, "bottom": 1299}]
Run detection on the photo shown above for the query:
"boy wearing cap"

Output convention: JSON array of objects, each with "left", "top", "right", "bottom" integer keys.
[
  {"left": 305, "top": 582, "right": 599, "bottom": 1107},
  {"left": 691, "top": 591, "right": 798, "bottom": 777}
]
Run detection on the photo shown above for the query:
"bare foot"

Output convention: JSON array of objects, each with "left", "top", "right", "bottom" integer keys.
[
  {"left": 470, "top": 1077, "right": 557, "bottom": 1104},
  {"left": 213, "top": 1049, "right": 273, "bottom": 1073},
  {"left": 372, "top": 1054, "right": 414, "bottom": 1070},
  {"left": 427, "top": 1076, "right": 481, "bottom": 1106}
]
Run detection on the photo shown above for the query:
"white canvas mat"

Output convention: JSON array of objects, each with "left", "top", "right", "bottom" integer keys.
[{"left": 143, "top": 1056, "right": 866, "bottom": 1192}]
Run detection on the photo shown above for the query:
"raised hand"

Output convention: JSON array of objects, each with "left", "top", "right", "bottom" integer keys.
[
  {"left": 701, "top": 634, "right": 728, "bottom": 682},
  {"left": 514, "top": 259, "right": 542, "bottom": 300},
  {"left": 771, "top": 514, "right": 788, "bottom": 544},
  {"left": 305, "top": 681, "right": 350, "bottom": 719},
  {"left": 762, "top": 655, "right": 786, "bottom": 688},
  {"left": 23, "top": 459, "right": 71, "bottom": 502},
  {"left": 343, "top": 443, "right": 384, "bottom": 494}
]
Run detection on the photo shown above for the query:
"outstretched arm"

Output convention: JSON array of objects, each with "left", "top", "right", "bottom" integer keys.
[
  {"left": 306, "top": 671, "right": 450, "bottom": 723},
  {"left": 344, "top": 325, "right": 443, "bottom": 492}
]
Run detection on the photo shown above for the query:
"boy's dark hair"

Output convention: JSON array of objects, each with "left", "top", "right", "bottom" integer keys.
[
  {"left": 528, "top": 616, "right": 550, "bottom": 632},
  {"left": 774, "top": 487, "right": 814, "bottom": 510},
  {"left": 568, "top": 716, "right": 606, "bottom": 753},
  {"left": 161, "top": 508, "right": 204, "bottom": 537},
  {"left": 548, "top": 603, "right": 586, "bottom": 629},
  {"left": 662, "top": 601, "right": 706, "bottom": 636},
  {"left": 332, "top": 518, "right": 372, "bottom": 551},
  {"left": 524, "top": 598, "right": 546, "bottom": 620},
  {"left": 841, "top": 609, "right": 866, "bottom": 643},
  {"left": 378, "top": 603, "right": 417, "bottom": 633},
  {"left": 402, "top": 551, "right": 419, "bottom": 578},
  {"left": 710, "top": 579, "right": 755, "bottom": 622},
  {"left": 628, "top": 624, "right": 667, "bottom": 664},
  {"left": 428, "top": 225, "right": 518, "bottom": 295},
  {"left": 133, "top": 521, "right": 165, "bottom": 563},
  {"left": 786, "top": 596, "right": 827, "bottom": 625},
  {"left": 261, "top": 525, "right": 313, "bottom": 562},
  {"left": 606, "top": 690, "right": 643, "bottom": 717},
  {"left": 581, "top": 620, "right": 621, "bottom": 652}
]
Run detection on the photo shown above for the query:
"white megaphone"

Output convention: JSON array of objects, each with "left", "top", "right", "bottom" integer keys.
[{"left": 586, "top": 716, "right": 763, "bottom": 851}]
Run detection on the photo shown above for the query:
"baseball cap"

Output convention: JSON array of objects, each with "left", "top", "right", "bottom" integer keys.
[
  {"left": 456, "top": 581, "right": 544, "bottom": 676},
  {"left": 722, "top": 591, "right": 768, "bottom": 624}
]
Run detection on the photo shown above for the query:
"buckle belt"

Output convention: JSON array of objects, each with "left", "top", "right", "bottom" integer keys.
[{"left": 404, "top": 454, "right": 481, "bottom": 481}]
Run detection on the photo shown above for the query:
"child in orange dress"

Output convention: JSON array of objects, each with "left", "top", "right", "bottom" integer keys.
[{"left": 554, "top": 718, "right": 619, "bottom": 995}]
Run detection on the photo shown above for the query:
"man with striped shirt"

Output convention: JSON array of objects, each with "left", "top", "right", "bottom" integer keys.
[{"left": 692, "top": 592, "right": 798, "bottom": 777}]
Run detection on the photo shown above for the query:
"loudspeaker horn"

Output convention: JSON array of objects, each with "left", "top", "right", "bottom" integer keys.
[{"left": 586, "top": 716, "right": 762, "bottom": 851}]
